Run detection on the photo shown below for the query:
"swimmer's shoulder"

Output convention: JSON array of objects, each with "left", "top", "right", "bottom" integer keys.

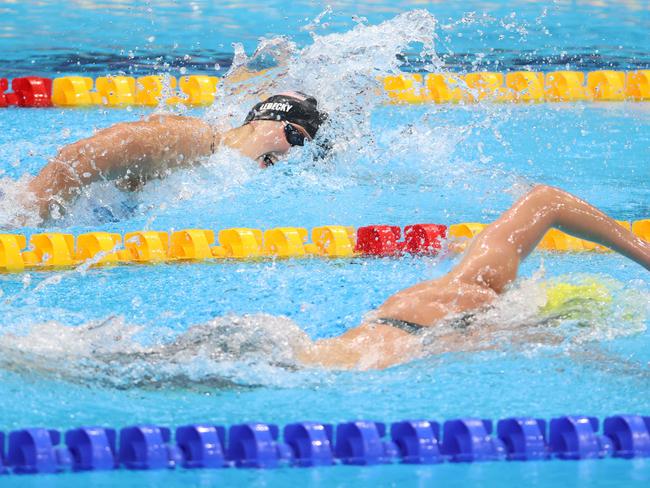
[
  {"left": 145, "top": 114, "right": 222, "bottom": 147},
  {"left": 144, "top": 113, "right": 212, "bottom": 127}
]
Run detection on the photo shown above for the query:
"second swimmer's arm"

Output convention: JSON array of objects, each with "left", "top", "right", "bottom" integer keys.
[
  {"left": 296, "top": 322, "right": 422, "bottom": 370},
  {"left": 28, "top": 115, "right": 217, "bottom": 218}
]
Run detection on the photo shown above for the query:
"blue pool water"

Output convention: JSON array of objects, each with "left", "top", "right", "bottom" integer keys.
[
  {"left": 1, "top": 0, "right": 649, "bottom": 74},
  {"left": 1, "top": 1, "right": 650, "bottom": 486}
]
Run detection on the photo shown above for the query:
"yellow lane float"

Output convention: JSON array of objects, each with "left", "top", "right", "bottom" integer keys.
[
  {"left": 52, "top": 76, "right": 101, "bottom": 107},
  {"left": 587, "top": 70, "right": 626, "bottom": 101},
  {"left": 504, "top": 72, "right": 545, "bottom": 102},
  {"left": 123, "top": 231, "right": 170, "bottom": 262},
  {"left": 169, "top": 230, "right": 215, "bottom": 260},
  {"left": 425, "top": 73, "right": 465, "bottom": 103},
  {"left": 213, "top": 228, "right": 264, "bottom": 259},
  {"left": 310, "top": 226, "right": 356, "bottom": 257},
  {"left": 179, "top": 75, "right": 219, "bottom": 106},
  {"left": 0, "top": 234, "right": 28, "bottom": 272},
  {"left": 383, "top": 74, "right": 425, "bottom": 104},
  {"left": 263, "top": 227, "right": 309, "bottom": 257},
  {"left": 632, "top": 219, "right": 650, "bottom": 241},
  {"left": 95, "top": 76, "right": 137, "bottom": 107},
  {"left": 626, "top": 70, "right": 650, "bottom": 101},
  {"left": 76, "top": 232, "right": 123, "bottom": 264},
  {"left": 464, "top": 72, "right": 505, "bottom": 102}
]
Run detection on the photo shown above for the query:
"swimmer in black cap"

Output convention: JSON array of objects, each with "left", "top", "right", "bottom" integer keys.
[
  {"left": 27, "top": 91, "right": 327, "bottom": 219},
  {"left": 243, "top": 92, "right": 328, "bottom": 167}
]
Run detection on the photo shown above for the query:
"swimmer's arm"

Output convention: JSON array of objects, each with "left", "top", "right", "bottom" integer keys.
[
  {"left": 296, "top": 328, "right": 365, "bottom": 370},
  {"left": 28, "top": 115, "right": 218, "bottom": 218},
  {"left": 296, "top": 322, "right": 422, "bottom": 370}
]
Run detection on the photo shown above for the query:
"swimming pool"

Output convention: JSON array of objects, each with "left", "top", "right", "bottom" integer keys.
[{"left": 1, "top": 1, "right": 649, "bottom": 486}]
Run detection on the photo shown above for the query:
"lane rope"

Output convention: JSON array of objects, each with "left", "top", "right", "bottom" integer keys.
[
  {"left": 1, "top": 220, "right": 648, "bottom": 272},
  {"left": 1, "top": 70, "right": 648, "bottom": 108},
  {"left": 1, "top": 414, "right": 648, "bottom": 474}
]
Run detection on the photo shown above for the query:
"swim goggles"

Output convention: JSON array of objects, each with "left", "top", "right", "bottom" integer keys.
[{"left": 284, "top": 123, "right": 306, "bottom": 147}]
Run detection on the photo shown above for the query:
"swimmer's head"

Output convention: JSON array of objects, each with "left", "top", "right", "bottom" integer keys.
[{"left": 242, "top": 91, "right": 328, "bottom": 167}]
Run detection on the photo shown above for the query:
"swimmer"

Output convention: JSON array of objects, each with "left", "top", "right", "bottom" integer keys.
[
  {"left": 27, "top": 91, "right": 327, "bottom": 219},
  {"left": 296, "top": 185, "right": 650, "bottom": 370}
]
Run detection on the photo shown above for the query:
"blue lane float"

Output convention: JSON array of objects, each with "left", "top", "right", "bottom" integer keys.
[
  {"left": 284, "top": 422, "right": 334, "bottom": 467},
  {"left": 65, "top": 427, "right": 117, "bottom": 471},
  {"left": 604, "top": 415, "right": 650, "bottom": 459},
  {"left": 227, "top": 423, "right": 293, "bottom": 468},
  {"left": 497, "top": 418, "right": 548, "bottom": 461},
  {"left": 549, "top": 416, "right": 613, "bottom": 460},
  {"left": 0, "top": 415, "right": 649, "bottom": 475},
  {"left": 334, "top": 421, "right": 398, "bottom": 465},
  {"left": 7, "top": 429, "right": 72, "bottom": 474},
  {"left": 441, "top": 418, "right": 506, "bottom": 462},
  {"left": 391, "top": 420, "right": 442, "bottom": 464},
  {"left": 176, "top": 424, "right": 227, "bottom": 469}
]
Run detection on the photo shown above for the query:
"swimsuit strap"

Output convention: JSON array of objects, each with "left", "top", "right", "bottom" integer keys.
[
  {"left": 451, "top": 312, "right": 476, "bottom": 330},
  {"left": 375, "top": 317, "right": 426, "bottom": 335},
  {"left": 210, "top": 130, "right": 218, "bottom": 154}
]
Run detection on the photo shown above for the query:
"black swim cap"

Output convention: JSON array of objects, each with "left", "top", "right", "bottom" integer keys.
[{"left": 243, "top": 92, "right": 328, "bottom": 139}]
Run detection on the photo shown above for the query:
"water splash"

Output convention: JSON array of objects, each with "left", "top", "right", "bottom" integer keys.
[
  {"left": 0, "top": 175, "right": 41, "bottom": 228},
  {"left": 285, "top": 9, "right": 440, "bottom": 114},
  {"left": 0, "top": 314, "right": 314, "bottom": 390},
  {"left": 205, "top": 8, "right": 441, "bottom": 160},
  {"left": 0, "top": 9, "right": 532, "bottom": 232},
  {"left": 55, "top": 146, "right": 258, "bottom": 227}
]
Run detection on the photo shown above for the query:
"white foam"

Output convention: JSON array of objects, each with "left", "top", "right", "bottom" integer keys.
[
  {"left": 54, "top": 146, "right": 259, "bottom": 226},
  {"left": 0, "top": 175, "right": 42, "bottom": 228},
  {"left": 0, "top": 314, "right": 315, "bottom": 389}
]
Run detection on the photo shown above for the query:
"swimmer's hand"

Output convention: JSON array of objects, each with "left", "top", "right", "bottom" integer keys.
[
  {"left": 221, "top": 38, "right": 294, "bottom": 100},
  {"left": 447, "top": 239, "right": 467, "bottom": 254}
]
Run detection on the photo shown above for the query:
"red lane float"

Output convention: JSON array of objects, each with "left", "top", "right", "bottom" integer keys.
[
  {"left": 0, "top": 78, "right": 8, "bottom": 107},
  {"left": 355, "top": 224, "right": 447, "bottom": 256},
  {"left": 355, "top": 225, "right": 402, "bottom": 256},
  {"left": 403, "top": 224, "right": 447, "bottom": 254},
  {"left": 10, "top": 77, "right": 53, "bottom": 107},
  {"left": 1, "top": 77, "right": 53, "bottom": 107}
]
